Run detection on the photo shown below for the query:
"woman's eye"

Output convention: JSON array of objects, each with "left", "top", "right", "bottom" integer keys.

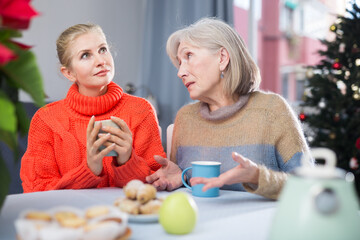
[
  {"left": 81, "top": 53, "right": 89, "bottom": 59},
  {"left": 100, "top": 47, "right": 108, "bottom": 53},
  {"left": 187, "top": 53, "right": 192, "bottom": 58}
]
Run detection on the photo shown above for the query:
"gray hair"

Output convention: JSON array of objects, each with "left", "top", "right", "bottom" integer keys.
[{"left": 166, "top": 18, "right": 261, "bottom": 97}]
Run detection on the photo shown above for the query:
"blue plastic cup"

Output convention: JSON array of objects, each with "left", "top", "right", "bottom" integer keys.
[{"left": 181, "top": 161, "right": 221, "bottom": 197}]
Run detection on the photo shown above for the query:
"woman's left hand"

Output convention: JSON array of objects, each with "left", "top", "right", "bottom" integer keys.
[
  {"left": 99, "top": 116, "right": 133, "bottom": 165},
  {"left": 190, "top": 152, "right": 260, "bottom": 192}
]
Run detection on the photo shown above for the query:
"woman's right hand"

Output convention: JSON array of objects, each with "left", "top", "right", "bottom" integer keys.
[
  {"left": 86, "top": 116, "right": 116, "bottom": 175},
  {"left": 146, "top": 155, "right": 183, "bottom": 191}
]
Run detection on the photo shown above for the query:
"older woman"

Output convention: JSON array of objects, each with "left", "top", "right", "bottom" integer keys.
[{"left": 146, "top": 18, "right": 312, "bottom": 199}]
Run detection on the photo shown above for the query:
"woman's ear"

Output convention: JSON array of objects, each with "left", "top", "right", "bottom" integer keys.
[
  {"left": 219, "top": 47, "right": 230, "bottom": 71},
  {"left": 60, "top": 66, "right": 76, "bottom": 82}
]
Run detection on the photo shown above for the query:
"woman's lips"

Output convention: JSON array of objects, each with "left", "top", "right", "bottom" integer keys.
[
  {"left": 94, "top": 69, "right": 109, "bottom": 76},
  {"left": 185, "top": 82, "right": 194, "bottom": 88}
]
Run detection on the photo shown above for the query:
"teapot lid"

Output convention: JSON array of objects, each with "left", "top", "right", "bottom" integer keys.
[{"left": 295, "top": 148, "right": 342, "bottom": 179}]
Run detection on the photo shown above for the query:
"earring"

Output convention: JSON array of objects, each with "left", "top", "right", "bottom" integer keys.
[{"left": 220, "top": 72, "right": 224, "bottom": 79}]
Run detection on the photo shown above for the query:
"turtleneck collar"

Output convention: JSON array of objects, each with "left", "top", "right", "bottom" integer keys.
[
  {"left": 200, "top": 94, "right": 250, "bottom": 121},
  {"left": 65, "top": 81, "right": 123, "bottom": 116}
]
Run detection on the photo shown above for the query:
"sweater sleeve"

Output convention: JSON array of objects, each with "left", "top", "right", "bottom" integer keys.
[
  {"left": 110, "top": 104, "right": 165, "bottom": 186},
  {"left": 243, "top": 165, "right": 288, "bottom": 200},
  {"left": 270, "top": 96, "right": 311, "bottom": 171},
  {"left": 20, "top": 112, "right": 103, "bottom": 193}
]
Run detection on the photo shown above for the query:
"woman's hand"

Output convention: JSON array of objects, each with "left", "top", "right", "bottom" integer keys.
[
  {"left": 99, "top": 116, "right": 133, "bottom": 166},
  {"left": 190, "top": 152, "right": 260, "bottom": 192},
  {"left": 86, "top": 116, "right": 116, "bottom": 176},
  {"left": 146, "top": 155, "right": 183, "bottom": 191}
]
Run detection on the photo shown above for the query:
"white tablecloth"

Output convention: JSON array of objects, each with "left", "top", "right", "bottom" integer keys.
[{"left": 0, "top": 187, "right": 277, "bottom": 240}]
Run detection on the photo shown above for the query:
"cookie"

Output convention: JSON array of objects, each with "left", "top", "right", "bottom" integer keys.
[
  {"left": 85, "top": 206, "right": 110, "bottom": 219},
  {"left": 25, "top": 211, "right": 52, "bottom": 222}
]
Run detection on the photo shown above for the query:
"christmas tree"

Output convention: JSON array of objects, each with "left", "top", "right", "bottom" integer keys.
[{"left": 301, "top": 1, "right": 360, "bottom": 197}]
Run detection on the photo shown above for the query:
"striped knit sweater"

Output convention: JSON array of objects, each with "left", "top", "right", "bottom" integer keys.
[
  {"left": 20, "top": 82, "right": 164, "bottom": 193},
  {"left": 171, "top": 91, "right": 310, "bottom": 199}
]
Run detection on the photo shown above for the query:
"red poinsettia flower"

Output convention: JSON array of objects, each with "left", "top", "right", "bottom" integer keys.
[
  {"left": 0, "top": 43, "right": 17, "bottom": 65},
  {"left": 356, "top": 137, "right": 360, "bottom": 150},
  {"left": 0, "top": 0, "right": 38, "bottom": 29}
]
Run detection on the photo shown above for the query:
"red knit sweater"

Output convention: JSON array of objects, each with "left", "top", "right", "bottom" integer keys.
[{"left": 20, "top": 82, "right": 164, "bottom": 193}]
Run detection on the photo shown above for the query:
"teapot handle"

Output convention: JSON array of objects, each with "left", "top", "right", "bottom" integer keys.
[{"left": 310, "top": 148, "right": 336, "bottom": 168}]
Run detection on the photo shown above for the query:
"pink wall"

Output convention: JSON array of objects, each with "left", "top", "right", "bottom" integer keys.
[
  {"left": 234, "top": 0, "right": 327, "bottom": 98},
  {"left": 300, "top": 37, "right": 326, "bottom": 65},
  {"left": 260, "top": 0, "right": 281, "bottom": 93},
  {"left": 234, "top": 7, "right": 249, "bottom": 47}
]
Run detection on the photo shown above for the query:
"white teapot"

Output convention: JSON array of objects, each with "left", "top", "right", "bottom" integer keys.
[{"left": 269, "top": 148, "right": 360, "bottom": 240}]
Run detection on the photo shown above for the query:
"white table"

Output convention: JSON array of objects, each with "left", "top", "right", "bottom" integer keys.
[{"left": 0, "top": 188, "right": 277, "bottom": 240}]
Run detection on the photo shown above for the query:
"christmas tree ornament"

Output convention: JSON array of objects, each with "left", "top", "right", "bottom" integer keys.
[
  {"left": 355, "top": 58, "right": 360, "bottom": 66},
  {"left": 356, "top": 137, "right": 360, "bottom": 150},
  {"left": 318, "top": 99, "right": 326, "bottom": 108},
  {"left": 351, "top": 84, "right": 359, "bottom": 92},
  {"left": 305, "top": 68, "right": 314, "bottom": 78},
  {"left": 350, "top": 157, "right": 359, "bottom": 170},
  {"left": 339, "top": 43, "right": 345, "bottom": 53},
  {"left": 333, "top": 70, "right": 342, "bottom": 75},
  {"left": 333, "top": 113, "right": 340, "bottom": 122},
  {"left": 336, "top": 29, "right": 344, "bottom": 35},
  {"left": 332, "top": 62, "right": 342, "bottom": 69},
  {"left": 353, "top": 93, "right": 360, "bottom": 100},
  {"left": 345, "top": 70, "right": 350, "bottom": 79},
  {"left": 303, "top": 88, "right": 312, "bottom": 97},
  {"left": 299, "top": 112, "right": 306, "bottom": 122},
  {"left": 330, "top": 24, "right": 336, "bottom": 32},
  {"left": 329, "top": 133, "right": 336, "bottom": 139},
  {"left": 337, "top": 80, "right": 347, "bottom": 95}
]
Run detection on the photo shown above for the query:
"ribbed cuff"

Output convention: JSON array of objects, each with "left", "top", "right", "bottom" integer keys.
[
  {"left": 59, "top": 161, "right": 104, "bottom": 189},
  {"left": 243, "top": 165, "right": 286, "bottom": 200},
  {"left": 112, "top": 152, "right": 151, "bottom": 185}
]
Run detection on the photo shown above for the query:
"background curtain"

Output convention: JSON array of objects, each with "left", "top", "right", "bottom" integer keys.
[{"left": 138, "top": 0, "right": 234, "bottom": 148}]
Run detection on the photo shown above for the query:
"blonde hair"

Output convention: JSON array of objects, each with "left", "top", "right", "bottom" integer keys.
[
  {"left": 56, "top": 23, "right": 106, "bottom": 68},
  {"left": 166, "top": 18, "right": 261, "bottom": 97}
]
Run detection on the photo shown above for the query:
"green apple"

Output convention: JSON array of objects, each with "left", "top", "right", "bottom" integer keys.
[{"left": 159, "top": 192, "right": 198, "bottom": 235}]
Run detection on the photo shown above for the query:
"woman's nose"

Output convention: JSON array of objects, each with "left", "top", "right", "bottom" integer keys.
[
  {"left": 177, "top": 65, "right": 188, "bottom": 79},
  {"left": 96, "top": 55, "right": 106, "bottom": 66}
]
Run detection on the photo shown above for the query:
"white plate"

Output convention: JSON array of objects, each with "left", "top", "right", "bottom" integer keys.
[{"left": 128, "top": 213, "right": 159, "bottom": 223}]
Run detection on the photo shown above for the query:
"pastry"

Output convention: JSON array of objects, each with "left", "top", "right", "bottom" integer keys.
[
  {"left": 54, "top": 211, "right": 78, "bottom": 222},
  {"left": 58, "top": 216, "right": 86, "bottom": 228},
  {"left": 55, "top": 211, "right": 86, "bottom": 228},
  {"left": 25, "top": 211, "right": 52, "bottom": 222},
  {"left": 123, "top": 179, "right": 144, "bottom": 200},
  {"left": 136, "top": 184, "right": 156, "bottom": 204},
  {"left": 86, "top": 206, "right": 110, "bottom": 219},
  {"left": 114, "top": 198, "right": 140, "bottom": 215},
  {"left": 139, "top": 199, "right": 162, "bottom": 215}
]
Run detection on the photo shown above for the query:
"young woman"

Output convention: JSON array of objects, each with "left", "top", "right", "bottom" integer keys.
[{"left": 20, "top": 24, "right": 165, "bottom": 192}]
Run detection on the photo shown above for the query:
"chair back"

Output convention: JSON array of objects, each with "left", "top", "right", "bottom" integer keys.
[{"left": 166, "top": 124, "right": 174, "bottom": 159}]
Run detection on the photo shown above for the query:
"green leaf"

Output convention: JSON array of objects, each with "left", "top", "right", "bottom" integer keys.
[
  {"left": 15, "top": 102, "right": 30, "bottom": 136},
  {"left": 0, "top": 129, "right": 17, "bottom": 152},
  {"left": 0, "top": 153, "right": 11, "bottom": 208},
  {"left": 0, "top": 29, "right": 22, "bottom": 41},
  {"left": 1, "top": 50, "right": 45, "bottom": 107},
  {"left": 0, "top": 91, "right": 16, "bottom": 133}
]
